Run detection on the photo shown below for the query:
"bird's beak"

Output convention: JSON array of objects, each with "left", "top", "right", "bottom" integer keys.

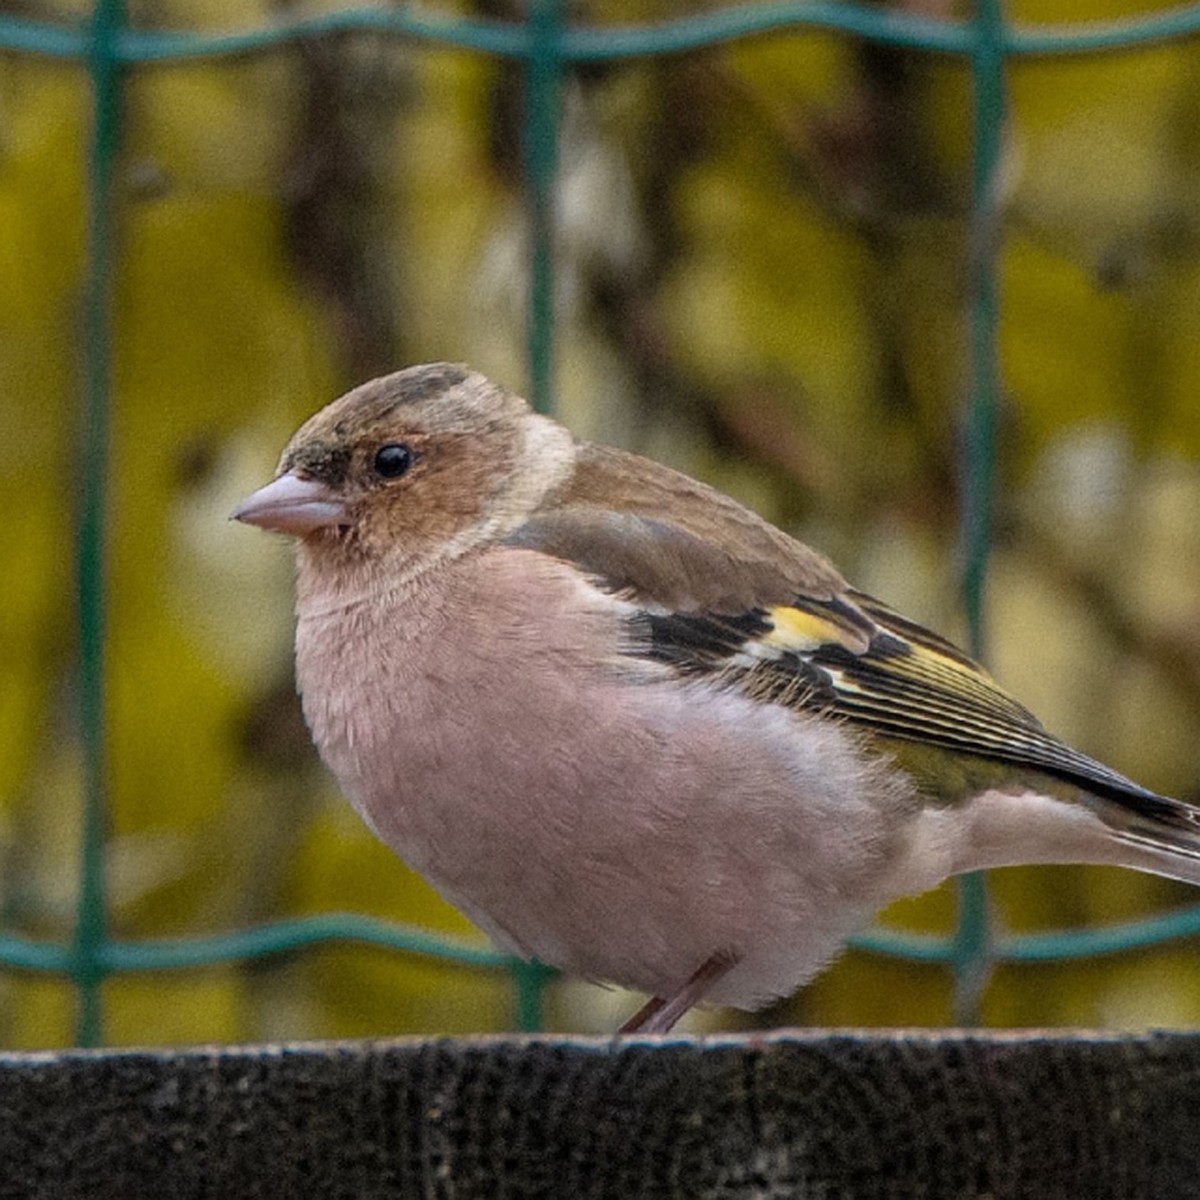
[{"left": 231, "top": 472, "right": 347, "bottom": 536}]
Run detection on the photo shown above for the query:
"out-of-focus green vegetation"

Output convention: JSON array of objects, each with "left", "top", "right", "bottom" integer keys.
[{"left": 2, "top": 0, "right": 1200, "bottom": 1046}]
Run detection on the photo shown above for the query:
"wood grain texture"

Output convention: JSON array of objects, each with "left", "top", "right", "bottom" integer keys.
[{"left": 3, "top": 1031, "right": 1199, "bottom": 1198}]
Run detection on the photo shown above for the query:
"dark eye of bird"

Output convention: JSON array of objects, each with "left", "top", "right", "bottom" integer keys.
[{"left": 373, "top": 442, "right": 415, "bottom": 480}]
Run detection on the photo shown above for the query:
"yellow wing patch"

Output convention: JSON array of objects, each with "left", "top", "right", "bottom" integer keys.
[
  {"left": 764, "top": 595, "right": 876, "bottom": 656},
  {"left": 764, "top": 605, "right": 862, "bottom": 654}
]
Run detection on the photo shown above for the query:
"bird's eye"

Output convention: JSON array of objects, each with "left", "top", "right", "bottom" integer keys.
[{"left": 373, "top": 443, "right": 415, "bottom": 479}]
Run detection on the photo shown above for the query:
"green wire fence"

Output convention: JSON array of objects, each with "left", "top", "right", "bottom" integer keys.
[{"left": 5, "top": 0, "right": 1200, "bottom": 1046}]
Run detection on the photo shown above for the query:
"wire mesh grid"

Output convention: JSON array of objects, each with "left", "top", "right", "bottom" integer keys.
[{"left": 4, "top": 0, "right": 1200, "bottom": 1046}]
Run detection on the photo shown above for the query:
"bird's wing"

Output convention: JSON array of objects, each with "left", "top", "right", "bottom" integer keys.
[
  {"left": 505, "top": 442, "right": 1174, "bottom": 819},
  {"left": 640, "top": 588, "right": 1167, "bottom": 806},
  {"left": 639, "top": 588, "right": 1200, "bottom": 861}
]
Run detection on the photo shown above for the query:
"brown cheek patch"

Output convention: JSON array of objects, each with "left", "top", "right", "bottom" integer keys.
[{"left": 373, "top": 432, "right": 512, "bottom": 543}]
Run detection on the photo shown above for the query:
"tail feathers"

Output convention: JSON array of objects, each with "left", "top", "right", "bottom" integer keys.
[{"left": 1103, "top": 796, "right": 1200, "bottom": 888}]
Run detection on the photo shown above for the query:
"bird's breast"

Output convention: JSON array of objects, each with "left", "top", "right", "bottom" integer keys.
[{"left": 292, "top": 548, "right": 640, "bottom": 883}]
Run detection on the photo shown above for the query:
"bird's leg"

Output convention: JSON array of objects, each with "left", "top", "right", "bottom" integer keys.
[{"left": 618, "top": 951, "right": 739, "bottom": 1035}]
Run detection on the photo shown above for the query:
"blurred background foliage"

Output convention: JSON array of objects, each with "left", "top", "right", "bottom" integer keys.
[{"left": 2, "top": 0, "right": 1200, "bottom": 1048}]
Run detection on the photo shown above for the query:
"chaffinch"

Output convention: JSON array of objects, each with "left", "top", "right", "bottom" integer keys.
[{"left": 234, "top": 363, "right": 1200, "bottom": 1032}]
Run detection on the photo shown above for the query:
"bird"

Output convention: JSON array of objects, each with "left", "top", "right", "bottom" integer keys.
[{"left": 233, "top": 362, "right": 1200, "bottom": 1034}]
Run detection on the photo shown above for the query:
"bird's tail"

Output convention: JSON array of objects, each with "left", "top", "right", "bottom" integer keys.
[{"left": 1098, "top": 791, "right": 1200, "bottom": 888}]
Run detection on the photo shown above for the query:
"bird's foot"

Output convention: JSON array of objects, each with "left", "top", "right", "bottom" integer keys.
[{"left": 618, "top": 950, "right": 739, "bottom": 1035}]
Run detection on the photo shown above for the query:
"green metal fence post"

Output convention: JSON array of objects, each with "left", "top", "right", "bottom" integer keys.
[
  {"left": 71, "top": 0, "right": 126, "bottom": 1048},
  {"left": 522, "top": 0, "right": 565, "bottom": 415},
  {"left": 962, "top": 0, "right": 1005, "bottom": 651},
  {"left": 950, "top": 0, "right": 1008, "bottom": 1022}
]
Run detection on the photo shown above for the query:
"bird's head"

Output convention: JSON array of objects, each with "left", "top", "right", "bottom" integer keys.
[{"left": 233, "top": 363, "right": 575, "bottom": 588}]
